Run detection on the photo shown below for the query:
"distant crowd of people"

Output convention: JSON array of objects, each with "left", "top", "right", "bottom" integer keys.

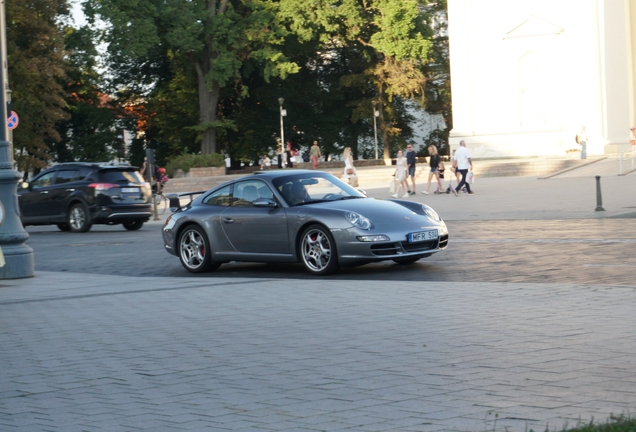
[
  {"left": 258, "top": 139, "right": 475, "bottom": 195},
  {"left": 390, "top": 140, "right": 474, "bottom": 198}
]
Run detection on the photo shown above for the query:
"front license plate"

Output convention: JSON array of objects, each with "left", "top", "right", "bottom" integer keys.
[
  {"left": 121, "top": 187, "right": 139, "bottom": 194},
  {"left": 408, "top": 229, "right": 438, "bottom": 243}
]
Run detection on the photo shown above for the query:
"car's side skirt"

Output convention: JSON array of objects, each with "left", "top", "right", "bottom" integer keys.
[{"left": 213, "top": 252, "right": 298, "bottom": 264}]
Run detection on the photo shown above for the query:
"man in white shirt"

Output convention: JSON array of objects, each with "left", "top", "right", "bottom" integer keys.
[{"left": 452, "top": 140, "right": 474, "bottom": 196}]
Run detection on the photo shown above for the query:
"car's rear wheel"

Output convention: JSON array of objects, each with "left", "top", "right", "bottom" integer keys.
[
  {"left": 178, "top": 225, "right": 220, "bottom": 273},
  {"left": 57, "top": 223, "right": 71, "bottom": 231},
  {"left": 122, "top": 220, "right": 144, "bottom": 231},
  {"left": 68, "top": 203, "right": 92, "bottom": 233},
  {"left": 393, "top": 257, "right": 421, "bottom": 265},
  {"left": 300, "top": 224, "right": 339, "bottom": 276}
]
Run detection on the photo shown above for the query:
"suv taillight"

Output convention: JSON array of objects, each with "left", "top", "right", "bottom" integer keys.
[{"left": 89, "top": 183, "right": 119, "bottom": 191}]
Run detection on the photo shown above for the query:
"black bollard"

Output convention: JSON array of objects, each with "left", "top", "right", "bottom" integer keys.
[{"left": 595, "top": 175, "right": 605, "bottom": 211}]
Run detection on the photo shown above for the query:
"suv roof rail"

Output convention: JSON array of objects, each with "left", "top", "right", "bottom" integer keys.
[{"left": 99, "top": 161, "right": 131, "bottom": 167}]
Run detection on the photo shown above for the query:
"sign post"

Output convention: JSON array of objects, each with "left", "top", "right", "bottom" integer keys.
[
  {"left": 7, "top": 110, "right": 17, "bottom": 130},
  {"left": 0, "top": 1, "right": 34, "bottom": 278}
]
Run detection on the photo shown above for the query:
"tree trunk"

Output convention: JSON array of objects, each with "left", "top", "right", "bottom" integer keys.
[
  {"left": 377, "top": 88, "right": 390, "bottom": 161},
  {"left": 195, "top": 56, "right": 220, "bottom": 155}
]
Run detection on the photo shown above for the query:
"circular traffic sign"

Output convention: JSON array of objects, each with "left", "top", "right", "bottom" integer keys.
[{"left": 7, "top": 111, "right": 18, "bottom": 130}]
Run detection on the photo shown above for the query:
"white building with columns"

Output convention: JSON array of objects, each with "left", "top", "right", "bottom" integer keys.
[{"left": 448, "top": 0, "right": 636, "bottom": 158}]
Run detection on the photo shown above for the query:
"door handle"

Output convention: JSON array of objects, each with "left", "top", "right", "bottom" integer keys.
[
  {"left": 66, "top": 189, "right": 75, "bottom": 192},
  {"left": 39, "top": 191, "right": 49, "bottom": 194},
  {"left": 222, "top": 217, "right": 234, "bottom": 224}
]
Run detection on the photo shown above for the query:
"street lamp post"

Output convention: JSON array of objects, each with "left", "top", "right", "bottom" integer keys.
[
  {"left": 372, "top": 100, "right": 379, "bottom": 160},
  {"left": 278, "top": 97, "right": 286, "bottom": 154},
  {"left": 0, "top": 0, "right": 34, "bottom": 278}
]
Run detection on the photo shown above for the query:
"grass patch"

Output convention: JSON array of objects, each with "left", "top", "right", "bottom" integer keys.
[
  {"left": 555, "top": 415, "right": 636, "bottom": 432},
  {"left": 485, "top": 413, "right": 636, "bottom": 432}
]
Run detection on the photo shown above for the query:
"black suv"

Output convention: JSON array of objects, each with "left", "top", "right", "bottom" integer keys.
[{"left": 18, "top": 162, "right": 152, "bottom": 232}]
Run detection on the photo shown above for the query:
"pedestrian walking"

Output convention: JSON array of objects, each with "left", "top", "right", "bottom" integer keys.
[
  {"left": 310, "top": 140, "right": 321, "bottom": 169},
  {"left": 286, "top": 141, "right": 294, "bottom": 168},
  {"left": 452, "top": 140, "right": 474, "bottom": 196},
  {"left": 392, "top": 150, "right": 410, "bottom": 198},
  {"left": 405, "top": 143, "right": 417, "bottom": 194},
  {"left": 630, "top": 126, "right": 636, "bottom": 146},
  {"left": 422, "top": 145, "right": 443, "bottom": 194},
  {"left": 276, "top": 144, "right": 283, "bottom": 169},
  {"left": 576, "top": 126, "right": 588, "bottom": 159},
  {"left": 343, "top": 147, "right": 358, "bottom": 187}
]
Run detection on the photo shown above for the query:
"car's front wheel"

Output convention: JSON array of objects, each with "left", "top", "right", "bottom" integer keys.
[
  {"left": 68, "top": 203, "right": 92, "bottom": 233},
  {"left": 122, "top": 220, "right": 144, "bottom": 231},
  {"left": 299, "top": 224, "right": 339, "bottom": 276},
  {"left": 178, "top": 225, "right": 220, "bottom": 273}
]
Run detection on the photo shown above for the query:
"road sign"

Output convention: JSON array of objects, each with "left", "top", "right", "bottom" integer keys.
[{"left": 7, "top": 111, "right": 18, "bottom": 130}]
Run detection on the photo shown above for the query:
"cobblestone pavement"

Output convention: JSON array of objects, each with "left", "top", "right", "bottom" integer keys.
[
  {"left": 1, "top": 271, "right": 636, "bottom": 432},
  {"left": 3, "top": 170, "right": 636, "bottom": 431}
]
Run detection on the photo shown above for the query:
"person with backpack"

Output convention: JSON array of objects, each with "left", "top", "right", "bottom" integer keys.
[{"left": 154, "top": 167, "right": 169, "bottom": 194}]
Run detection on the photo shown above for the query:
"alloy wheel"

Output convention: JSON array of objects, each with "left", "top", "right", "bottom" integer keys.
[{"left": 300, "top": 227, "right": 336, "bottom": 274}]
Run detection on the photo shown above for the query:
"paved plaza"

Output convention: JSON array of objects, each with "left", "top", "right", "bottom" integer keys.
[
  {"left": 2, "top": 273, "right": 636, "bottom": 432},
  {"left": 1, "top": 164, "right": 636, "bottom": 431}
]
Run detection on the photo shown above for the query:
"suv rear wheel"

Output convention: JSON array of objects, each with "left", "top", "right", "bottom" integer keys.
[
  {"left": 122, "top": 220, "right": 144, "bottom": 231},
  {"left": 68, "top": 203, "right": 92, "bottom": 233}
]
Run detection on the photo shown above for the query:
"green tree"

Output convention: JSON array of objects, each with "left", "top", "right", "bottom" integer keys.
[
  {"left": 87, "top": 0, "right": 300, "bottom": 155},
  {"left": 279, "top": 0, "right": 432, "bottom": 160},
  {"left": 53, "top": 26, "right": 134, "bottom": 163},
  {"left": 7, "top": 0, "right": 70, "bottom": 172},
  {"left": 421, "top": 0, "right": 451, "bottom": 155},
  {"left": 339, "top": 0, "right": 431, "bottom": 159}
]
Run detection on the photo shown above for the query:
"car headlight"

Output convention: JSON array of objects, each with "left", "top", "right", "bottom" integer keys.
[
  {"left": 421, "top": 204, "right": 441, "bottom": 221},
  {"left": 345, "top": 212, "right": 372, "bottom": 230}
]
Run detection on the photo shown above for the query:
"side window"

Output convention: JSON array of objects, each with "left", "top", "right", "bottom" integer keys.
[
  {"left": 232, "top": 180, "right": 273, "bottom": 207},
  {"left": 78, "top": 167, "right": 92, "bottom": 180},
  {"left": 202, "top": 186, "right": 231, "bottom": 207},
  {"left": 31, "top": 172, "right": 56, "bottom": 189},
  {"left": 54, "top": 170, "right": 80, "bottom": 184}
]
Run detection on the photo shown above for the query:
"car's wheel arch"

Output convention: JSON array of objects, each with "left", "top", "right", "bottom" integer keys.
[{"left": 66, "top": 197, "right": 89, "bottom": 214}]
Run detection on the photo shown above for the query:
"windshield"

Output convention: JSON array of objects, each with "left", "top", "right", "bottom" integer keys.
[{"left": 272, "top": 172, "right": 365, "bottom": 207}]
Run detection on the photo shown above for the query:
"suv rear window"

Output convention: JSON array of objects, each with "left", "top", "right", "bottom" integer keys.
[{"left": 98, "top": 169, "right": 144, "bottom": 184}]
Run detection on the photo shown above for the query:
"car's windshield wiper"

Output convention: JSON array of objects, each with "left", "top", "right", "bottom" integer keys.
[
  {"left": 296, "top": 199, "right": 330, "bottom": 206},
  {"left": 336, "top": 196, "right": 365, "bottom": 200}
]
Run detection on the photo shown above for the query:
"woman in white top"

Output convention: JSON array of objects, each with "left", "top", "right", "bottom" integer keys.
[
  {"left": 343, "top": 147, "right": 357, "bottom": 185},
  {"left": 392, "top": 150, "right": 409, "bottom": 198}
]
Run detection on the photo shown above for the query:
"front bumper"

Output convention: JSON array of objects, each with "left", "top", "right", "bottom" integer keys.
[{"left": 332, "top": 227, "right": 449, "bottom": 265}]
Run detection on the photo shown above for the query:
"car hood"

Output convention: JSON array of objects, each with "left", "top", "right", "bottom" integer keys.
[{"left": 305, "top": 198, "right": 442, "bottom": 229}]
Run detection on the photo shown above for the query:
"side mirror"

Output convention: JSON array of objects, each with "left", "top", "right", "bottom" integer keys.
[{"left": 253, "top": 198, "right": 278, "bottom": 208}]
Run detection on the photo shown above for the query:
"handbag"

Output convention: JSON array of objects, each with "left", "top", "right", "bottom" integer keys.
[
  {"left": 389, "top": 180, "right": 397, "bottom": 194},
  {"left": 349, "top": 174, "right": 359, "bottom": 187},
  {"left": 467, "top": 172, "right": 475, "bottom": 184}
]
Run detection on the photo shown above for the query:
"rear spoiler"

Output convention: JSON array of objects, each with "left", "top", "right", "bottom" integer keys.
[{"left": 166, "top": 191, "right": 207, "bottom": 212}]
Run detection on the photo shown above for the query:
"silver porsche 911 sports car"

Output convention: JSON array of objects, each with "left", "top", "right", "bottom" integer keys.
[{"left": 162, "top": 170, "right": 448, "bottom": 275}]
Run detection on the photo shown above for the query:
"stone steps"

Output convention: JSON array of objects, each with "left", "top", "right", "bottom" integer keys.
[{"left": 162, "top": 157, "right": 595, "bottom": 193}]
